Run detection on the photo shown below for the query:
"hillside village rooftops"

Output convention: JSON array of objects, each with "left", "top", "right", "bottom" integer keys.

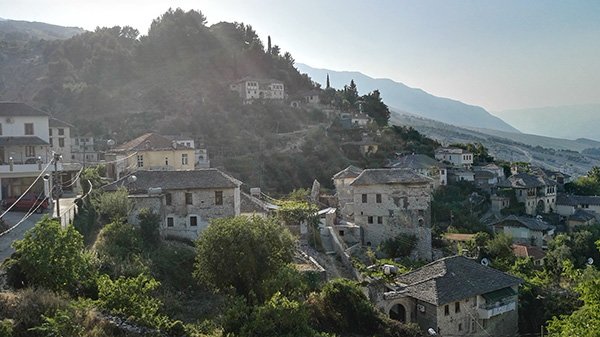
[
  {"left": 557, "top": 194, "right": 600, "bottom": 206},
  {"left": 103, "top": 169, "right": 242, "bottom": 194},
  {"left": 497, "top": 173, "right": 557, "bottom": 189},
  {"left": 387, "top": 154, "right": 442, "bottom": 170},
  {"left": 492, "top": 215, "right": 554, "bottom": 232},
  {"left": 0, "top": 102, "right": 49, "bottom": 116},
  {"left": 112, "top": 133, "right": 193, "bottom": 152},
  {"left": 570, "top": 209, "right": 597, "bottom": 222},
  {"left": 435, "top": 147, "right": 472, "bottom": 155},
  {"left": 333, "top": 165, "right": 363, "bottom": 180},
  {"left": 231, "top": 76, "right": 283, "bottom": 85},
  {"left": 393, "top": 255, "right": 522, "bottom": 306},
  {"left": 350, "top": 168, "right": 432, "bottom": 186}
]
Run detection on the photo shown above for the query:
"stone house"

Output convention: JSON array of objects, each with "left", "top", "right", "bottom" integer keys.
[
  {"left": 566, "top": 209, "right": 597, "bottom": 230},
  {"left": 492, "top": 215, "right": 555, "bottom": 247},
  {"left": 333, "top": 165, "right": 363, "bottom": 218},
  {"left": 449, "top": 168, "right": 475, "bottom": 183},
  {"left": 349, "top": 168, "right": 433, "bottom": 260},
  {"left": 105, "top": 133, "right": 196, "bottom": 180},
  {"left": 512, "top": 244, "right": 546, "bottom": 266},
  {"left": 556, "top": 194, "right": 600, "bottom": 217},
  {"left": 71, "top": 136, "right": 99, "bottom": 163},
  {"left": 435, "top": 147, "right": 473, "bottom": 168},
  {"left": 371, "top": 255, "right": 522, "bottom": 337},
  {"left": 496, "top": 173, "right": 557, "bottom": 215},
  {"left": 105, "top": 169, "right": 241, "bottom": 241},
  {"left": 164, "top": 135, "right": 210, "bottom": 168},
  {"left": 386, "top": 153, "right": 448, "bottom": 188}
]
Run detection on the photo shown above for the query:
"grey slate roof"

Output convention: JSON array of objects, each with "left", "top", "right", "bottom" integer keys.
[
  {"left": 570, "top": 209, "right": 597, "bottom": 222},
  {"left": 49, "top": 117, "right": 73, "bottom": 128},
  {"left": 497, "top": 173, "right": 556, "bottom": 189},
  {"left": 0, "top": 102, "right": 48, "bottom": 116},
  {"left": 387, "top": 154, "right": 441, "bottom": 170},
  {"left": 395, "top": 255, "right": 522, "bottom": 306},
  {"left": 103, "top": 169, "right": 242, "bottom": 194},
  {"left": 0, "top": 136, "right": 48, "bottom": 146},
  {"left": 492, "top": 215, "right": 554, "bottom": 232},
  {"left": 350, "top": 168, "right": 432, "bottom": 186},
  {"left": 333, "top": 165, "right": 363, "bottom": 180},
  {"left": 557, "top": 194, "right": 600, "bottom": 206},
  {"left": 240, "top": 192, "right": 277, "bottom": 213}
]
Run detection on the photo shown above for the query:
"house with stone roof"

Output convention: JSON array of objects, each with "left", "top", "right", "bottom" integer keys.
[
  {"left": 104, "top": 169, "right": 242, "bottom": 240},
  {"left": 386, "top": 153, "right": 447, "bottom": 187},
  {"left": 556, "top": 194, "right": 600, "bottom": 217},
  {"left": 349, "top": 168, "right": 434, "bottom": 260},
  {"left": 492, "top": 215, "right": 555, "bottom": 247},
  {"left": 333, "top": 165, "right": 363, "bottom": 218},
  {"left": 105, "top": 133, "right": 197, "bottom": 180},
  {"left": 496, "top": 173, "right": 557, "bottom": 215},
  {"left": 229, "top": 77, "right": 284, "bottom": 103},
  {"left": 371, "top": 255, "right": 522, "bottom": 337}
]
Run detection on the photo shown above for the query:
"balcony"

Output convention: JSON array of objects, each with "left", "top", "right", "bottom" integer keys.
[
  {"left": 477, "top": 301, "right": 516, "bottom": 319},
  {"left": 0, "top": 162, "right": 63, "bottom": 175}
]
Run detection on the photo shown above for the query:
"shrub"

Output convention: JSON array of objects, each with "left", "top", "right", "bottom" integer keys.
[
  {"left": 93, "top": 221, "right": 147, "bottom": 277},
  {"left": 0, "top": 319, "right": 13, "bottom": 337},
  {"left": 138, "top": 208, "right": 161, "bottom": 246},
  {"left": 95, "top": 187, "right": 131, "bottom": 222},
  {"left": 379, "top": 234, "right": 417, "bottom": 258}
]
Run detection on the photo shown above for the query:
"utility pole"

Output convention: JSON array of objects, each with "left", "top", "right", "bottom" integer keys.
[{"left": 53, "top": 152, "right": 61, "bottom": 219}]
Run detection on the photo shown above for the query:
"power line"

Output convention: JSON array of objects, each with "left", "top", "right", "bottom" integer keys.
[{"left": 0, "top": 161, "right": 52, "bottom": 220}]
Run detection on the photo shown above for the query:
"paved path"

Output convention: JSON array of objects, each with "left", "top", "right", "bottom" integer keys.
[{"left": 0, "top": 196, "right": 79, "bottom": 262}]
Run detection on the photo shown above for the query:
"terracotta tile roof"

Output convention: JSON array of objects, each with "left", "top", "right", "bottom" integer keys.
[
  {"left": 443, "top": 233, "right": 476, "bottom": 242},
  {"left": 113, "top": 133, "right": 192, "bottom": 152},
  {"left": 512, "top": 244, "right": 546, "bottom": 261}
]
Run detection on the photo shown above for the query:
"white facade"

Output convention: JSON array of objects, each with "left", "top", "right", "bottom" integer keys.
[
  {"left": 71, "top": 136, "right": 99, "bottom": 163},
  {"left": 49, "top": 123, "right": 72, "bottom": 163},
  {"left": 435, "top": 147, "right": 474, "bottom": 167},
  {"left": 230, "top": 78, "right": 285, "bottom": 101}
]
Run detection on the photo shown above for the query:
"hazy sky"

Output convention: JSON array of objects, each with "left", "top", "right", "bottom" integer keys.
[{"left": 1, "top": 0, "right": 599, "bottom": 111}]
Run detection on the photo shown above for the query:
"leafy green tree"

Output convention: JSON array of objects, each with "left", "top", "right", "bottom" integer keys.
[
  {"left": 362, "top": 89, "right": 390, "bottom": 127},
  {"left": 97, "top": 273, "right": 165, "bottom": 327},
  {"left": 93, "top": 221, "right": 147, "bottom": 277},
  {"left": 194, "top": 216, "right": 295, "bottom": 302},
  {"left": 483, "top": 233, "right": 515, "bottom": 271},
  {"left": 94, "top": 187, "right": 131, "bottom": 222},
  {"left": 29, "top": 309, "right": 83, "bottom": 337},
  {"left": 10, "top": 217, "right": 94, "bottom": 294},
  {"left": 0, "top": 319, "right": 13, "bottom": 337},
  {"left": 137, "top": 208, "right": 161, "bottom": 246},
  {"left": 379, "top": 234, "right": 417, "bottom": 258}
]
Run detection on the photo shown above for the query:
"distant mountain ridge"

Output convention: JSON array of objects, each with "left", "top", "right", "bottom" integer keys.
[
  {"left": 296, "top": 63, "right": 520, "bottom": 133},
  {"left": 0, "top": 19, "right": 84, "bottom": 40},
  {"left": 494, "top": 104, "right": 600, "bottom": 141}
]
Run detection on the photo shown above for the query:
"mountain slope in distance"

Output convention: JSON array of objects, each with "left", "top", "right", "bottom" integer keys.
[
  {"left": 494, "top": 104, "right": 600, "bottom": 141},
  {"left": 0, "top": 19, "right": 84, "bottom": 40},
  {"left": 297, "top": 63, "right": 520, "bottom": 133}
]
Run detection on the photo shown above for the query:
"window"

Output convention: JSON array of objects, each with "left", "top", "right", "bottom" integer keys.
[
  {"left": 455, "top": 301, "right": 460, "bottom": 313},
  {"left": 444, "top": 305, "right": 449, "bottom": 316},
  {"left": 458, "top": 323, "right": 462, "bottom": 332},
  {"left": 377, "top": 216, "right": 383, "bottom": 224},
  {"left": 58, "top": 138, "right": 65, "bottom": 148},
  {"left": 470, "top": 319, "right": 476, "bottom": 332},
  {"left": 189, "top": 216, "right": 198, "bottom": 227},
  {"left": 165, "top": 193, "right": 172, "bottom": 206},
  {"left": 166, "top": 217, "right": 174, "bottom": 227},
  {"left": 185, "top": 193, "right": 193, "bottom": 205},
  {"left": 58, "top": 128, "right": 64, "bottom": 136},
  {"left": 49, "top": 138, "right": 53, "bottom": 147},
  {"left": 339, "top": 230, "right": 345, "bottom": 236},
  {"left": 215, "top": 191, "right": 223, "bottom": 205},
  {"left": 165, "top": 157, "right": 169, "bottom": 166},
  {"left": 376, "top": 193, "right": 382, "bottom": 203},
  {"left": 362, "top": 194, "right": 367, "bottom": 203},
  {"left": 368, "top": 216, "right": 373, "bottom": 224},
  {"left": 25, "top": 146, "right": 35, "bottom": 157},
  {"left": 182, "top": 153, "right": 188, "bottom": 165},
  {"left": 24, "top": 123, "right": 34, "bottom": 135},
  {"left": 48, "top": 128, "right": 52, "bottom": 136},
  {"left": 137, "top": 155, "right": 144, "bottom": 167}
]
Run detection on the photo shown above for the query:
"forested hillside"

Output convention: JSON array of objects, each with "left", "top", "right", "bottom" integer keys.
[{"left": 0, "top": 8, "right": 439, "bottom": 193}]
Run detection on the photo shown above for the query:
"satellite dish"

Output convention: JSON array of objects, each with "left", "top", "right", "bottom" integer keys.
[
  {"left": 481, "top": 258, "right": 490, "bottom": 266},
  {"left": 427, "top": 328, "right": 438, "bottom": 335},
  {"left": 587, "top": 257, "right": 594, "bottom": 265}
]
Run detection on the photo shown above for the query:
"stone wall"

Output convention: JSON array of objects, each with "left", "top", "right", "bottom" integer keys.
[{"left": 353, "top": 183, "right": 432, "bottom": 260}]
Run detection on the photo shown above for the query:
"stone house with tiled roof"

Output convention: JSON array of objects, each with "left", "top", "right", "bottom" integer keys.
[
  {"left": 492, "top": 215, "right": 555, "bottom": 247},
  {"left": 371, "top": 255, "right": 522, "bottom": 337},
  {"left": 496, "top": 173, "right": 557, "bottom": 215},
  {"left": 349, "top": 168, "right": 433, "bottom": 260},
  {"left": 105, "top": 133, "right": 196, "bottom": 180},
  {"left": 386, "top": 153, "right": 447, "bottom": 187},
  {"left": 104, "top": 169, "right": 241, "bottom": 240}
]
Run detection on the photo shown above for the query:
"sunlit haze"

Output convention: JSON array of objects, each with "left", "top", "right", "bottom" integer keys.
[{"left": 2, "top": 0, "right": 600, "bottom": 111}]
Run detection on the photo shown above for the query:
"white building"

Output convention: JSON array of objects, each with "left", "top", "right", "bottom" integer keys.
[
  {"left": 435, "top": 147, "right": 473, "bottom": 167},
  {"left": 71, "top": 136, "right": 99, "bottom": 164},
  {"left": 49, "top": 118, "right": 72, "bottom": 163},
  {"left": 0, "top": 102, "right": 67, "bottom": 199},
  {"left": 229, "top": 77, "right": 285, "bottom": 102}
]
